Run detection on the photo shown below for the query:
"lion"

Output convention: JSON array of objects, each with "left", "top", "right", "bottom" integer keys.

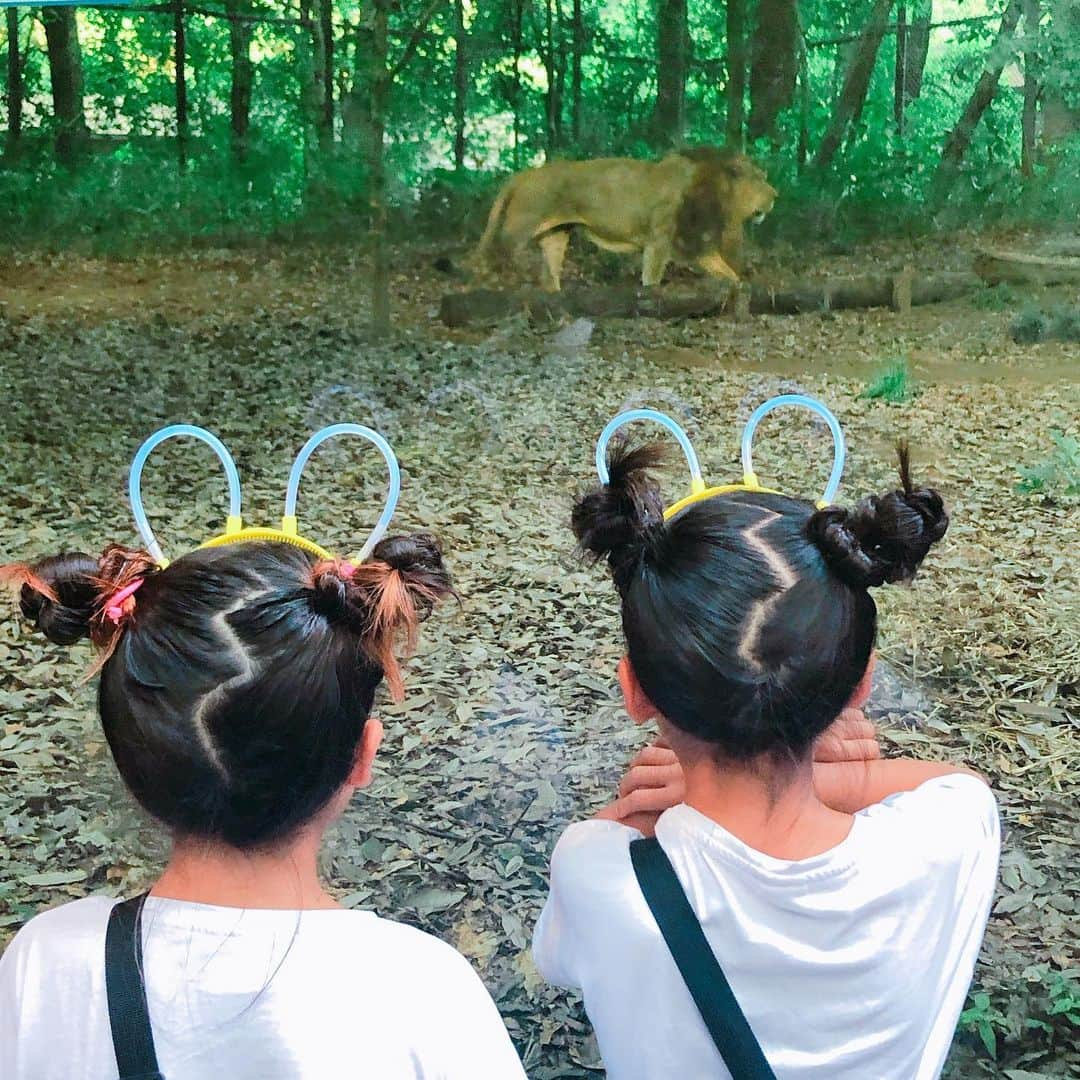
[{"left": 470, "top": 146, "right": 777, "bottom": 292}]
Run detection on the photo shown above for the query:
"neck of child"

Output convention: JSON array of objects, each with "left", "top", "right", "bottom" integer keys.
[
  {"left": 151, "top": 826, "right": 341, "bottom": 911},
  {"left": 680, "top": 752, "right": 853, "bottom": 860}
]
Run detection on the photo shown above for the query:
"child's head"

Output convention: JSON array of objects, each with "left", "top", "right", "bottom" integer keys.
[
  {"left": 7, "top": 535, "right": 452, "bottom": 850},
  {"left": 573, "top": 441, "right": 947, "bottom": 763}
]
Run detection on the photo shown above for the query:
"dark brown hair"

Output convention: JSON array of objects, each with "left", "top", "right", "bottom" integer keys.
[
  {"left": 5, "top": 536, "right": 453, "bottom": 849},
  {"left": 573, "top": 441, "right": 947, "bottom": 761}
]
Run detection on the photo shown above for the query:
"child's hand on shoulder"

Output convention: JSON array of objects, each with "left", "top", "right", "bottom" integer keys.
[
  {"left": 813, "top": 708, "right": 881, "bottom": 763},
  {"left": 595, "top": 740, "right": 686, "bottom": 837}
]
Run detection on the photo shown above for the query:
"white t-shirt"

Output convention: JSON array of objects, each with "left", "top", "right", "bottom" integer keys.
[
  {"left": 0, "top": 895, "right": 526, "bottom": 1080},
  {"left": 534, "top": 775, "right": 1000, "bottom": 1080}
]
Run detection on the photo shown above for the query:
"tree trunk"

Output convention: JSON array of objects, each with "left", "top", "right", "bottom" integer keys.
[
  {"left": 894, "top": 2, "right": 907, "bottom": 132},
  {"left": 571, "top": 0, "right": 583, "bottom": 142},
  {"left": 1021, "top": 0, "right": 1039, "bottom": 176},
  {"left": 369, "top": 0, "right": 391, "bottom": 335},
  {"left": 544, "top": 0, "right": 557, "bottom": 152},
  {"left": 225, "top": 0, "right": 253, "bottom": 161},
  {"left": 726, "top": 0, "right": 747, "bottom": 147},
  {"left": 174, "top": 0, "right": 188, "bottom": 172},
  {"left": 797, "top": 27, "right": 810, "bottom": 170},
  {"left": 320, "top": 0, "right": 335, "bottom": 144},
  {"left": 938, "top": 0, "right": 1023, "bottom": 174},
  {"left": 453, "top": 0, "right": 467, "bottom": 168},
  {"left": 903, "top": 0, "right": 932, "bottom": 101},
  {"left": 813, "top": 0, "right": 895, "bottom": 169},
  {"left": 439, "top": 273, "right": 983, "bottom": 327},
  {"left": 554, "top": 0, "right": 566, "bottom": 147},
  {"left": 974, "top": 245, "right": 1080, "bottom": 286},
  {"left": 655, "top": 0, "right": 689, "bottom": 144},
  {"left": 346, "top": 18, "right": 376, "bottom": 153},
  {"left": 511, "top": 0, "right": 523, "bottom": 167},
  {"left": 41, "top": 6, "right": 88, "bottom": 167},
  {"left": 4, "top": 8, "right": 23, "bottom": 161},
  {"left": 748, "top": 0, "right": 798, "bottom": 141}
]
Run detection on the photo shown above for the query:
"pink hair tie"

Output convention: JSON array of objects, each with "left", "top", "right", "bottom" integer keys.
[
  {"left": 339, "top": 561, "right": 357, "bottom": 580},
  {"left": 104, "top": 579, "right": 144, "bottom": 623}
]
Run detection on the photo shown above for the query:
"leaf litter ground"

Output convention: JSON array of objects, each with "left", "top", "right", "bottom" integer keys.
[{"left": 0, "top": 242, "right": 1077, "bottom": 1077}]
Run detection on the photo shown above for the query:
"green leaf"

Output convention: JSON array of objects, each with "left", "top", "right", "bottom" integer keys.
[{"left": 21, "top": 869, "right": 88, "bottom": 887}]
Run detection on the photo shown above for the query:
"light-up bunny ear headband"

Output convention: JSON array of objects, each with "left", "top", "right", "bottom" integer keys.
[
  {"left": 594, "top": 394, "right": 846, "bottom": 516},
  {"left": 129, "top": 423, "right": 401, "bottom": 568}
]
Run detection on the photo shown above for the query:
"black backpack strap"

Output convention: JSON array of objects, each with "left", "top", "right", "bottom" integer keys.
[
  {"left": 630, "top": 837, "right": 777, "bottom": 1080},
  {"left": 105, "top": 895, "right": 166, "bottom": 1080}
]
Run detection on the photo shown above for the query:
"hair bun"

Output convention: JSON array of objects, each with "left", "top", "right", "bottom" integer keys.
[
  {"left": 15, "top": 552, "right": 101, "bottom": 645},
  {"left": 572, "top": 442, "right": 666, "bottom": 587},
  {"left": 311, "top": 565, "right": 351, "bottom": 622},
  {"left": 806, "top": 443, "right": 948, "bottom": 589},
  {"left": 370, "top": 532, "right": 452, "bottom": 622}
]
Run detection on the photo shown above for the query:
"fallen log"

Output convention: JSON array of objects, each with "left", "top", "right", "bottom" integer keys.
[
  {"left": 439, "top": 272, "right": 982, "bottom": 327},
  {"left": 973, "top": 246, "right": 1080, "bottom": 287}
]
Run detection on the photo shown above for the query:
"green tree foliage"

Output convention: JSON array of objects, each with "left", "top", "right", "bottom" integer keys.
[{"left": 0, "top": 0, "right": 1077, "bottom": 249}]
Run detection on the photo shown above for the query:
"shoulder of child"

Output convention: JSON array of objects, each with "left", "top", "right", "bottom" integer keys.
[
  {"left": 550, "top": 818, "right": 644, "bottom": 902},
  {"left": 361, "top": 915, "right": 526, "bottom": 1076},
  {"left": 864, "top": 772, "right": 1000, "bottom": 856},
  {"left": 1, "top": 896, "right": 116, "bottom": 972}
]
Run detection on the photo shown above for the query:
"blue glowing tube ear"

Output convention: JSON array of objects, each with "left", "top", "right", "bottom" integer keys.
[
  {"left": 129, "top": 425, "right": 242, "bottom": 567},
  {"left": 285, "top": 424, "right": 401, "bottom": 564},
  {"left": 595, "top": 409, "right": 704, "bottom": 494},
  {"left": 740, "top": 395, "right": 846, "bottom": 508}
]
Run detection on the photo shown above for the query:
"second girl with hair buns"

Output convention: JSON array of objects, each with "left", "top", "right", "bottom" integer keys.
[{"left": 534, "top": 404, "right": 1000, "bottom": 1080}]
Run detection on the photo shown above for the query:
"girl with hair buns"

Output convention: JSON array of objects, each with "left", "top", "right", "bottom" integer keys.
[
  {"left": 534, "top": 403, "right": 1000, "bottom": 1080},
  {"left": 0, "top": 425, "right": 525, "bottom": 1080}
]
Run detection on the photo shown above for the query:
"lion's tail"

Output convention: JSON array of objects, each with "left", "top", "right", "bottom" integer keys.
[{"left": 468, "top": 176, "right": 518, "bottom": 274}]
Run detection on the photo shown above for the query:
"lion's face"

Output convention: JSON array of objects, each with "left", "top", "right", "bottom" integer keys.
[{"left": 724, "top": 160, "right": 777, "bottom": 226}]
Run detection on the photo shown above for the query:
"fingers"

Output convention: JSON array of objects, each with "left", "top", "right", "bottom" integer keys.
[
  {"left": 618, "top": 761, "right": 684, "bottom": 799},
  {"left": 619, "top": 811, "right": 661, "bottom": 837},
  {"left": 814, "top": 709, "right": 881, "bottom": 762},
  {"left": 627, "top": 744, "right": 679, "bottom": 770},
  {"left": 626, "top": 743, "right": 673, "bottom": 777},
  {"left": 594, "top": 802, "right": 665, "bottom": 837},
  {"left": 607, "top": 781, "right": 685, "bottom": 820},
  {"left": 833, "top": 738, "right": 881, "bottom": 761}
]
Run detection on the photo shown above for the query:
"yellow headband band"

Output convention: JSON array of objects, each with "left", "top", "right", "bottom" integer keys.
[
  {"left": 662, "top": 477, "right": 782, "bottom": 521},
  {"left": 198, "top": 516, "right": 336, "bottom": 563}
]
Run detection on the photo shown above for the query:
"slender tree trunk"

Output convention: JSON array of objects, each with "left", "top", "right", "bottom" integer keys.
[
  {"left": 320, "top": 0, "right": 334, "bottom": 143},
  {"left": 511, "top": 0, "right": 523, "bottom": 167},
  {"left": 4, "top": 8, "right": 23, "bottom": 160},
  {"left": 571, "top": 0, "right": 583, "bottom": 142},
  {"left": 894, "top": 2, "right": 908, "bottom": 132},
  {"left": 226, "top": 0, "right": 253, "bottom": 161},
  {"left": 306, "top": 0, "right": 328, "bottom": 151},
  {"left": 41, "top": 6, "right": 87, "bottom": 167},
  {"left": 655, "top": 0, "right": 689, "bottom": 144},
  {"left": 174, "top": 0, "right": 188, "bottom": 172},
  {"left": 348, "top": 17, "right": 376, "bottom": 153},
  {"left": 813, "top": 0, "right": 895, "bottom": 169},
  {"left": 903, "top": 0, "right": 932, "bottom": 101},
  {"left": 369, "top": 0, "right": 390, "bottom": 335},
  {"left": 1021, "top": 0, "right": 1039, "bottom": 176},
  {"left": 748, "top": 0, "right": 798, "bottom": 141},
  {"left": 295, "top": 0, "right": 320, "bottom": 172},
  {"left": 453, "top": 0, "right": 467, "bottom": 168},
  {"left": 544, "top": 0, "right": 557, "bottom": 153},
  {"left": 797, "top": 28, "right": 810, "bottom": 171},
  {"left": 554, "top": 0, "right": 566, "bottom": 147},
  {"left": 938, "top": 0, "right": 1023, "bottom": 173},
  {"left": 726, "top": 0, "right": 747, "bottom": 147}
]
